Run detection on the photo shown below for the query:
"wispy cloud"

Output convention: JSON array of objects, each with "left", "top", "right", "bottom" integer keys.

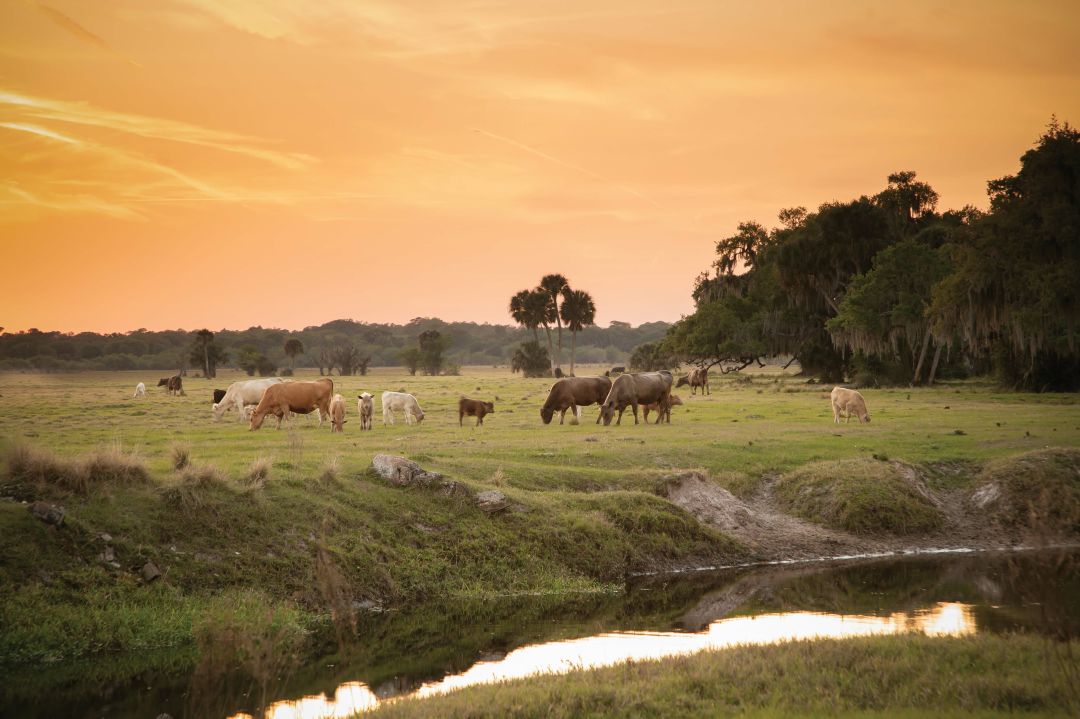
[
  {"left": 0, "top": 90, "right": 314, "bottom": 169},
  {"left": 27, "top": 1, "right": 142, "bottom": 67}
]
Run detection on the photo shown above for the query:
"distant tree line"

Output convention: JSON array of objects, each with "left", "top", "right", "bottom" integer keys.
[
  {"left": 0, "top": 317, "right": 668, "bottom": 375},
  {"left": 661, "top": 119, "right": 1080, "bottom": 391}
]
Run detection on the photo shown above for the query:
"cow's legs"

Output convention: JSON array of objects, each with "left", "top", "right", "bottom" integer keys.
[{"left": 559, "top": 408, "right": 566, "bottom": 425}]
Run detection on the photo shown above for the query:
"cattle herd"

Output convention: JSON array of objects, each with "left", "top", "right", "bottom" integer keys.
[{"left": 131, "top": 370, "right": 873, "bottom": 431}]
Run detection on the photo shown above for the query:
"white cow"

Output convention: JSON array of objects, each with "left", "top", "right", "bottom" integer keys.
[
  {"left": 831, "top": 386, "right": 871, "bottom": 424},
  {"left": 381, "top": 391, "right": 425, "bottom": 425},
  {"left": 133, "top": 382, "right": 146, "bottom": 398},
  {"left": 212, "top": 378, "right": 284, "bottom": 422},
  {"left": 357, "top": 392, "right": 374, "bottom": 431}
]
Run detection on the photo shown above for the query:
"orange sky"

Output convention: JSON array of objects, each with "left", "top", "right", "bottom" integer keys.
[{"left": 2, "top": 0, "right": 1078, "bottom": 334}]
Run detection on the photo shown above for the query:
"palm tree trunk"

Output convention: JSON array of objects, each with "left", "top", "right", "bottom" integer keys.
[
  {"left": 543, "top": 325, "right": 555, "bottom": 371},
  {"left": 204, "top": 344, "right": 210, "bottom": 379},
  {"left": 570, "top": 330, "right": 577, "bottom": 375}
]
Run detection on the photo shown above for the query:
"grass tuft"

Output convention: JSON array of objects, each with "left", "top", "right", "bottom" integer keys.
[
  {"left": 243, "top": 457, "right": 272, "bottom": 489},
  {"left": 774, "top": 459, "right": 943, "bottom": 535},
  {"left": 315, "top": 457, "right": 340, "bottom": 486},
  {"left": 169, "top": 443, "right": 191, "bottom": 470},
  {"left": 4, "top": 442, "right": 149, "bottom": 495}
]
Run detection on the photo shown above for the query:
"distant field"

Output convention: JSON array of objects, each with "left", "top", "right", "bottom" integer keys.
[{"left": 2, "top": 366, "right": 1077, "bottom": 490}]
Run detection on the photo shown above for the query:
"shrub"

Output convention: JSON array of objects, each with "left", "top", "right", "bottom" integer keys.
[{"left": 511, "top": 341, "right": 552, "bottom": 378}]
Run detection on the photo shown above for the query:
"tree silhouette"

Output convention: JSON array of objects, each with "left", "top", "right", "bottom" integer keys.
[
  {"left": 559, "top": 288, "right": 596, "bottom": 375},
  {"left": 283, "top": 338, "right": 304, "bottom": 371},
  {"left": 189, "top": 329, "right": 227, "bottom": 379},
  {"left": 539, "top": 274, "right": 569, "bottom": 370},
  {"left": 509, "top": 290, "right": 546, "bottom": 343}
]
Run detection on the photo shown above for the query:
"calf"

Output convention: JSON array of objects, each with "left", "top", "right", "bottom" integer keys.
[
  {"left": 642, "top": 393, "right": 683, "bottom": 423},
  {"left": 382, "top": 391, "right": 424, "bottom": 425},
  {"left": 330, "top": 393, "right": 346, "bottom": 433},
  {"left": 158, "top": 376, "right": 184, "bottom": 396},
  {"left": 133, "top": 382, "right": 146, "bottom": 398},
  {"left": 459, "top": 397, "right": 495, "bottom": 426},
  {"left": 357, "top": 393, "right": 374, "bottom": 431},
  {"left": 831, "top": 386, "right": 871, "bottom": 423}
]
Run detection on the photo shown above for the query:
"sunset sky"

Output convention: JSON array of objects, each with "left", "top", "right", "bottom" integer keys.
[{"left": 2, "top": 0, "right": 1078, "bottom": 334}]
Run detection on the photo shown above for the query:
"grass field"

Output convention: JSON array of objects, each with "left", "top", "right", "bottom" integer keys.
[{"left": 1, "top": 366, "right": 1079, "bottom": 672}]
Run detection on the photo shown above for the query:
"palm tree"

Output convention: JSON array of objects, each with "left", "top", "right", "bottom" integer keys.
[
  {"left": 283, "top": 338, "right": 304, "bottom": 371},
  {"left": 509, "top": 290, "right": 540, "bottom": 343},
  {"left": 559, "top": 288, "right": 596, "bottom": 376},
  {"left": 538, "top": 274, "right": 569, "bottom": 370}
]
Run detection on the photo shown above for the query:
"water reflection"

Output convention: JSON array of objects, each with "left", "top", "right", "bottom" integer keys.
[{"left": 242, "top": 602, "right": 974, "bottom": 719}]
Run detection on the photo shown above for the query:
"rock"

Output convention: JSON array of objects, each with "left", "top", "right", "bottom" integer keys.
[
  {"left": 28, "top": 501, "right": 64, "bottom": 526},
  {"left": 141, "top": 561, "right": 162, "bottom": 583},
  {"left": 351, "top": 599, "right": 382, "bottom": 612},
  {"left": 157, "top": 714, "right": 174, "bottom": 719},
  {"left": 371, "top": 454, "right": 444, "bottom": 488},
  {"left": 97, "top": 546, "right": 116, "bottom": 564},
  {"left": 476, "top": 490, "right": 509, "bottom": 513},
  {"left": 440, "top": 480, "right": 471, "bottom": 499},
  {"left": 99, "top": 533, "right": 113, "bottom": 543},
  {"left": 971, "top": 482, "right": 1000, "bottom": 509}
]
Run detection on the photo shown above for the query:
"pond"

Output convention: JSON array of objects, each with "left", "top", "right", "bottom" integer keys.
[{"left": 5, "top": 548, "right": 1077, "bottom": 718}]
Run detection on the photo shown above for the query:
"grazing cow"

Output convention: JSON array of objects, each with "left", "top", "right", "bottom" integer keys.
[
  {"left": 249, "top": 378, "right": 334, "bottom": 430},
  {"left": 133, "top": 382, "right": 146, "bottom": 398},
  {"left": 212, "top": 378, "right": 284, "bottom": 422},
  {"left": 330, "top": 394, "right": 346, "bottom": 433},
  {"left": 541, "top": 376, "right": 612, "bottom": 425},
  {"left": 239, "top": 404, "right": 256, "bottom": 421},
  {"left": 642, "top": 393, "right": 683, "bottom": 423},
  {"left": 676, "top": 367, "right": 710, "bottom": 396},
  {"left": 605, "top": 366, "right": 626, "bottom": 377},
  {"left": 212, "top": 389, "right": 227, "bottom": 405},
  {"left": 459, "top": 397, "right": 495, "bottom": 426},
  {"left": 158, "top": 376, "right": 184, "bottom": 396},
  {"left": 357, "top": 393, "right": 374, "bottom": 431},
  {"left": 382, "top": 391, "right": 424, "bottom": 425},
  {"left": 599, "top": 371, "right": 674, "bottom": 426},
  {"left": 831, "top": 387, "right": 871, "bottom": 424}
]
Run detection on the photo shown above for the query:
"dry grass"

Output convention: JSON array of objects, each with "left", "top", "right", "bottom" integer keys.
[
  {"left": 4, "top": 442, "right": 149, "bottom": 495},
  {"left": 243, "top": 457, "right": 272, "bottom": 489},
  {"left": 315, "top": 456, "right": 340, "bottom": 486},
  {"left": 976, "top": 448, "right": 1080, "bottom": 534},
  {"left": 169, "top": 443, "right": 191, "bottom": 470},
  {"left": 160, "top": 462, "right": 229, "bottom": 511}
]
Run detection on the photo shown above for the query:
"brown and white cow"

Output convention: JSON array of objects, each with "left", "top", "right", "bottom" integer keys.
[
  {"left": 675, "top": 367, "right": 710, "bottom": 395},
  {"left": 599, "top": 371, "right": 673, "bottom": 426},
  {"left": 459, "top": 397, "right": 495, "bottom": 426},
  {"left": 249, "top": 378, "right": 334, "bottom": 430},
  {"left": 158, "top": 375, "right": 184, "bottom": 396}
]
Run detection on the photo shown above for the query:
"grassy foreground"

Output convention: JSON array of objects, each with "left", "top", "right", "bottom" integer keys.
[
  {"left": 367, "top": 633, "right": 1079, "bottom": 718},
  {"left": 1, "top": 367, "right": 1079, "bottom": 669}
]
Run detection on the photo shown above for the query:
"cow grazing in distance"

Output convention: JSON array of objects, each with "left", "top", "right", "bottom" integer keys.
[
  {"left": 676, "top": 367, "right": 710, "bottom": 395},
  {"left": 213, "top": 389, "right": 227, "bottom": 405},
  {"left": 642, "top": 393, "right": 683, "bottom": 423},
  {"left": 604, "top": 366, "right": 626, "bottom": 377},
  {"left": 541, "top": 376, "right": 612, "bottom": 425},
  {"left": 133, "top": 382, "right": 146, "bottom": 398},
  {"left": 158, "top": 376, "right": 184, "bottom": 396},
  {"left": 831, "top": 386, "right": 871, "bottom": 424},
  {"left": 330, "top": 394, "right": 346, "bottom": 433},
  {"left": 459, "top": 397, "right": 495, "bottom": 426},
  {"left": 382, "top": 391, "right": 424, "bottom": 425},
  {"left": 599, "top": 371, "right": 673, "bottom": 426},
  {"left": 357, "top": 393, "right": 374, "bottom": 430},
  {"left": 213, "top": 378, "right": 284, "bottom": 422},
  {"left": 249, "top": 378, "right": 334, "bottom": 430}
]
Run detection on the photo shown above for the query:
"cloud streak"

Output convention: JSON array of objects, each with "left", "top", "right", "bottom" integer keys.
[{"left": 28, "top": 1, "right": 142, "bottom": 67}]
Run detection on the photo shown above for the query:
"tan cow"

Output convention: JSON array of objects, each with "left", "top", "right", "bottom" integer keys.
[
  {"left": 541, "top": 376, "right": 612, "bottom": 425},
  {"left": 831, "top": 386, "right": 871, "bottom": 423},
  {"left": 675, "top": 367, "right": 710, "bottom": 395},
  {"left": 599, "top": 371, "right": 673, "bottom": 426},
  {"left": 249, "top": 378, "right": 334, "bottom": 430},
  {"left": 330, "top": 393, "right": 346, "bottom": 433},
  {"left": 642, "top": 393, "right": 683, "bottom": 423},
  {"left": 357, "top": 392, "right": 374, "bottom": 431}
]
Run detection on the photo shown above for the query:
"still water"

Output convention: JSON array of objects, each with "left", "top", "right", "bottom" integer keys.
[{"left": 5, "top": 548, "right": 1077, "bottom": 718}]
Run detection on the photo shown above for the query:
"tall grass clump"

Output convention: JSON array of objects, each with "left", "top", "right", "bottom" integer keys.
[
  {"left": 169, "top": 443, "right": 191, "bottom": 470},
  {"left": 4, "top": 442, "right": 149, "bottom": 495},
  {"left": 314, "top": 457, "right": 340, "bottom": 487},
  {"left": 242, "top": 457, "right": 272, "bottom": 489},
  {"left": 161, "top": 463, "right": 229, "bottom": 512},
  {"left": 774, "top": 459, "right": 943, "bottom": 535}
]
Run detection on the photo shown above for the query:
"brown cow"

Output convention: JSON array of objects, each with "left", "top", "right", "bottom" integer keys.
[
  {"left": 642, "top": 393, "right": 683, "bottom": 423},
  {"left": 599, "top": 371, "right": 673, "bottom": 426},
  {"left": 459, "top": 397, "right": 495, "bottom": 426},
  {"left": 675, "top": 367, "right": 710, "bottom": 395},
  {"left": 541, "top": 376, "right": 612, "bottom": 425},
  {"left": 250, "top": 378, "right": 334, "bottom": 430},
  {"left": 157, "top": 375, "right": 184, "bottom": 396},
  {"left": 330, "top": 393, "right": 346, "bottom": 433}
]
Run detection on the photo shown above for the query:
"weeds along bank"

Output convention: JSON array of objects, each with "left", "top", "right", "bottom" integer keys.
[{"left": 1, "top": 367, "right": 1079, "bottom": 668}]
